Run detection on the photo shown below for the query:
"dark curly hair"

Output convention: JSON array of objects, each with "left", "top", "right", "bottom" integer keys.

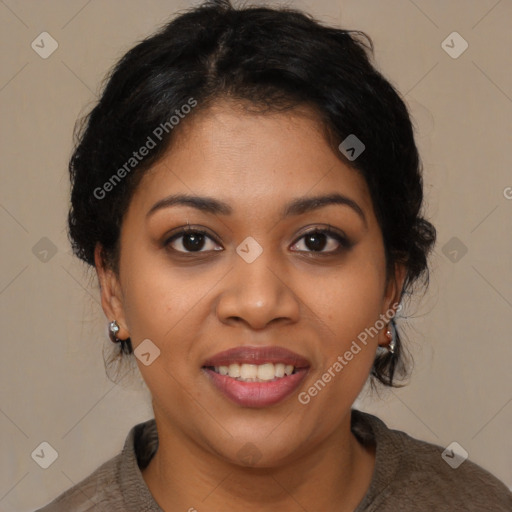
[{"left": 67, "top": 0, "right": 436, "bottom": 388}]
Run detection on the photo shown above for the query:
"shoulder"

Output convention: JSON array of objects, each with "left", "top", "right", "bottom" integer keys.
[
  {"left": 34, "top": 419, "right": 160, "bottom": 512},
  {"left": 352, "top": 409, "right": 512, "bottom": 511},
  {"left": 390, "top": 427, "right": 512, "bottom": 510},
  {"left": 34, "top": 454, "right": 123, "bottom": 512}
]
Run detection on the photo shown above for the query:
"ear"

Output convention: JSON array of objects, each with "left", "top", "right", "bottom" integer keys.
[
  {"left": 383, "top": 261, "right": 407, "bottom": 315},
  {"left": 94, "top": 243, "right": 130, "bottom": 340}
]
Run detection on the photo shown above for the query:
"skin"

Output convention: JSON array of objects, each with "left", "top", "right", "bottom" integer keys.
[{"left": 95, "top": 99, "right": 406, "bottom": 512}]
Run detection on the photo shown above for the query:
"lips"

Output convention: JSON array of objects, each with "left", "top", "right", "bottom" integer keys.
[
  {"left": 202, "top": 346, "right": 310, "bottom": 368},
  {"left": 202, "top": 346, "right": 310, "bottom": 408}
]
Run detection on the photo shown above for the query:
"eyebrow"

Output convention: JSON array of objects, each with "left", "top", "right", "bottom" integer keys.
[{"left": 146, "top": 192, "right": 367, "bottom": 226}]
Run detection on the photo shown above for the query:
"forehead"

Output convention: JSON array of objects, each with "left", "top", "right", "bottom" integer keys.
[{"left": 129, "top": 101, "right": 374, "bottom": 222}]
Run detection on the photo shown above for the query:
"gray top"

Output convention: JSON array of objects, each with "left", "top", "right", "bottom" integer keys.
[{"left": 35, "top": 409, "right": 512, "bottom": 511}]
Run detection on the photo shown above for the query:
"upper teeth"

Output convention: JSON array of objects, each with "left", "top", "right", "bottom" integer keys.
[{"left": 214, "top": 363, "right": 295, "bottom": 381}]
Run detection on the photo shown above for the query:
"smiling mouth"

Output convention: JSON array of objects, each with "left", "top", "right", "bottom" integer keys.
[
  {"left": 201, "top": 346, "right": 310, "bottom": 406},
  {"left": 203, "top": 362, "right": 300, "bottom": 382}
]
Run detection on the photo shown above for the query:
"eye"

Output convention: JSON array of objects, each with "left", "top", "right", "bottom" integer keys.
[
  {"left": 163, "top": 225, "right": 351, "bottom": 255},
  {"left": 290, "top": 226, "right": 351, "bottom": 254},
  {"left": 164, "top": 226, "right": 222, "bottom": 253}
]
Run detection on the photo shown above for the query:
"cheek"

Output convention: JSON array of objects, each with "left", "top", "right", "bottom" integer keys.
[
  {"left": 311, "top": 256, "right": 386, "bottom": 343},
  {"left": 118, "top": 245, "right": 209, "bottom": 405},
  {"left": 119, "top": 241, "right": 209, "bottom": 345},
  {"left": 298, "top": 253, "right": 385, "bottom": 412},
  {"left": 298, "top": 276, "right": 381, "bottom": 430}
]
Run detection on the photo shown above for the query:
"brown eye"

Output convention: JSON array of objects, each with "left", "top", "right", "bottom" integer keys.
[
  {"left": 291, "top": 228, "right": 351, "bottom": 254},
  {"left": 165, "top": 227, "right": 222, "bottom": 253}
]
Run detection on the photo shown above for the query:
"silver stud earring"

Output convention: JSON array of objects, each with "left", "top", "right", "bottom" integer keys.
[
  {"left": 109, "top": 320, "right": 120, "bottom": 344},
  {"left": 377, "top": 321, "right": 396, "bottom": 355},
  {"left": 385, "top": 321, "right": 396, "bottom": 354}
]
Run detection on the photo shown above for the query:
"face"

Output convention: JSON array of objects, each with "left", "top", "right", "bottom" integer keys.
[{"left": 97, "top": 100, "right": 404, "bottom": 466}]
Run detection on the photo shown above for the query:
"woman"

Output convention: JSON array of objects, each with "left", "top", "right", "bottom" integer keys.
[{"left": 36, "top": 0, "right": 512, "bottom": 510}]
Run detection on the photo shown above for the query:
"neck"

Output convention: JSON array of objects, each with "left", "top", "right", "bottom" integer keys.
[{"left": 141, "top": 411, "right": 376, "bottom": 512}]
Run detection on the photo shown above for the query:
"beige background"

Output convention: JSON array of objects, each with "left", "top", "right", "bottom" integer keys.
[{"left": 1, "top": 0, "right": 511, "bottom": 510}]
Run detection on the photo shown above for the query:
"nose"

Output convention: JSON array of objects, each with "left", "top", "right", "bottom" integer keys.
[{"left": 215, "top": 247, "right": 301, "bottom": 330}]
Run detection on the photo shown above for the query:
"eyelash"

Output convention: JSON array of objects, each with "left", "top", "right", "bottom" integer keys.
[{"left": 163, "top": 225, "right": 352, "bottom": 256}]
